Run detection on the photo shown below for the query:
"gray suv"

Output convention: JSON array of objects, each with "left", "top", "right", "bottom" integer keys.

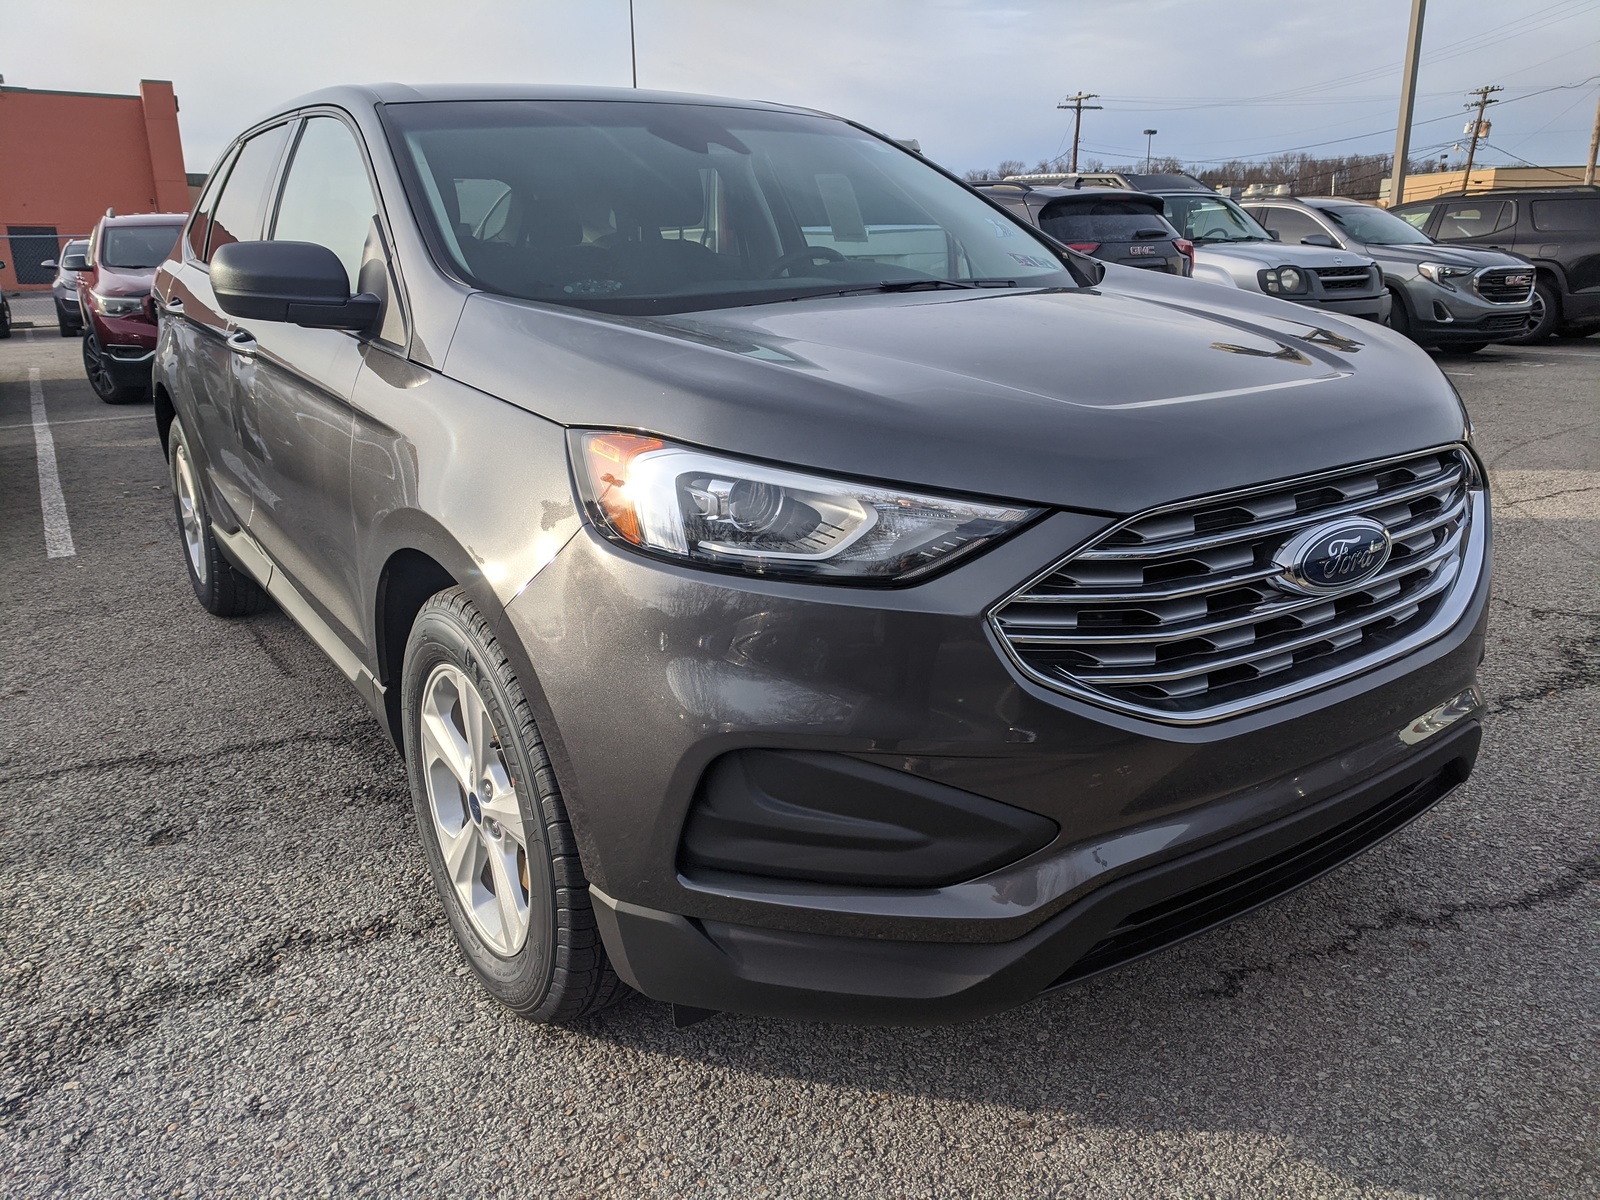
[
  {"left": 153, "top": 85, "right": 1489, "bottom": 1026},
  {"left": 1244, "top": 197, "right": 1533, "bottom": 353}
]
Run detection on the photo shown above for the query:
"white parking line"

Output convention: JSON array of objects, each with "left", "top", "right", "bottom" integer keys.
[{"left": 28, "top": 368, "right": 76, "bottom": 558}]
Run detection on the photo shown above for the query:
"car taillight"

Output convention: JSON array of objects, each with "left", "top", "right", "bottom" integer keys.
[
  {"left": 1066, "top": 242, "right": 1100, "bottom": 254},
  {"left": 1175, "top": 239, "right": 1195, "bottom": 276}
]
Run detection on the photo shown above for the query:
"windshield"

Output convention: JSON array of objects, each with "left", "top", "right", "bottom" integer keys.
[
  {"left": 1038, "top": 198, "right": 1175, "bottom": 243},
  {"left": 1159, "top": 194, "right": 1269, "bottom": 244},
  {"left": 1319, "top": 204, "right": 1433, "bottom": 246},
  {"left": 383, "top": 100, "right": 1081, "bottom": 314},
  {"left": 101, "top": 225, "right": 182, "bottom": 269}
]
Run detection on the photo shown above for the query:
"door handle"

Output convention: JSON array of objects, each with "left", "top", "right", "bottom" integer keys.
[
  {"left": 161, "top": 294, "right": 184, "bottom": 313},
  {"left": 227, "top": 329, "right": 257, "bottom": 357}
]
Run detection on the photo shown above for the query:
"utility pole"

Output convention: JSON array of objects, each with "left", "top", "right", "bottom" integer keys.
[
  {"left": 1387, "top": 0, "right": 1426, "bottom": 207},
  {"left": 1057, "top": 92, "right": 1102, "bottom": 173},
  {"left": 1585, "top": 88, "right": 1599, "bottom": 186},
  {"left": 1459, "top": 84, "right": 1502, "bottom": 194}
]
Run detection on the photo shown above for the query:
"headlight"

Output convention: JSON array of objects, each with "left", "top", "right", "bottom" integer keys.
[
  {"left": 89, "top": 291, "right": 143, "bottom": 316},
  {"left": 1417, "top": 262, "right": 1472, "bottom": 286},
  {"left": 572, "top": 432, "right": 1042, "bottom": 583},
  {"left": 1260, "top": 267, "right": 1307, "bottom": 295}
]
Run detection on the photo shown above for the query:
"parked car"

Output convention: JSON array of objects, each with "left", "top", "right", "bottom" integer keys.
[
  {"left": 1391, "top": 187, "right": 1600, "bottom": 341},
  {"left": 155, "top": 85, "right": 1488, "bottom": 1026},
  {"left": 0, "top": 259, "right": 10, "bottom": 339},
  {"left": 1243, "top": 197, "right": 1533, "bottom": 353},
  {"left": 41, "top": 238, "right": 91, "bottom": 337},
  {"left": 78, "top": 210, "right": 186, "bottom": 402},
  {"left": 974, "top": 182, "right": 1193, "bottom": 276}
]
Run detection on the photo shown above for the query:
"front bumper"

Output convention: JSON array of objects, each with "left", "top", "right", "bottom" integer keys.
[
  {"left": 89, "top": 310, "right": 157, "bottom": 383},
  {"left": 501, "top": 481, "right": 1491, "bottom": 1020},
  {"left": 593, "top": 714, "right": 1479, "bottom": 1023},
  {"left": 1285, "top": 291, "right": 1391, "bottom": 322}
]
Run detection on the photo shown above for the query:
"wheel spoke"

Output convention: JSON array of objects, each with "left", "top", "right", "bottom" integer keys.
[
  {"left": 460, "top": 680, "right": 492, "bottom": 781},
  {"left": 438, "top": 820, "right": 481, "bottom": 891},
  {"left": 480, "top": 787, "right": 526, "bottom": 848},
  {"left": 486, "top": 846, "right": 528, "bottom": 950},
  {"left": 420, "top": 697, "right": 474, "bottom": 796}
]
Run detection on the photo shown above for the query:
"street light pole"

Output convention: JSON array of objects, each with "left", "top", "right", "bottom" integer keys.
[
  {"left": 1387, "top": 0, "right": 1426, "bottom": 207},
  {"left": 1143, "top": 129, "right": 1158, "bottom": 172},
  {"left": 1056, "top": 93, "right": 1102, "bottom": 173}
]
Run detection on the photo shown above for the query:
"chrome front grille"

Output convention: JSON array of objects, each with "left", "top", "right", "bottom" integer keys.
[
  {"left": 1474, "top": 268, "right": 1535, "bottom": 304},
  {"left": 991, "top": 447, "right": 1483, "bottom": 724}
]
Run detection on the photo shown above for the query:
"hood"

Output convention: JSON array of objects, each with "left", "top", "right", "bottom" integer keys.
[
  {"left": 90, "top": 265, "right": 157, "bottom": 297},
  {"left": 1193, "top": 240, "right": 1374, "bottom": 271},
  {"left": 1353, "top": 241, "right": 1529, "bottom": 269},
  {"left": 440, "top": 272, "right": 1468, "bottom": 516}
]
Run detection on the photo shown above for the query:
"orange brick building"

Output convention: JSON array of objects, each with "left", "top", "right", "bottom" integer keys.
[{"left": 0, "top": 79, "right": 190, "bottom": 290}]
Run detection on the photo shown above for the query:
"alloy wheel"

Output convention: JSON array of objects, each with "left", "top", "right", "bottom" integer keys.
[
  {"left": 82, "top": 335, "right": 115, "bottom": 398},
  {"left": 171, "top": 439, "right": 207, "bottom": 585},
  {"left": 419, "top": 663, "right": 531, "bottom": 957}
]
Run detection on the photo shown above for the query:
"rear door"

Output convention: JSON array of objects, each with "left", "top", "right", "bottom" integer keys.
[
  {"left": 1429, "top": 199, "right": 1517, "bottom": 252},
  {"left": 161, "top": 124, "right": 292, "bottom": 528}
]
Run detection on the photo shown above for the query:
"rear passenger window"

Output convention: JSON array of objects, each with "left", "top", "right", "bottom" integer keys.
[
  {"left": 205, "top": 124, "right": 291, "bottom": 262},
  {"left": 1434, "top": 200, "right": 1512, "bottom": 241},
  {"left": 1530, "top": 198, "right": 1600, "bottom": 232},
  {"left": 271, "top": 117, "right": 380, "bottom": 292}
]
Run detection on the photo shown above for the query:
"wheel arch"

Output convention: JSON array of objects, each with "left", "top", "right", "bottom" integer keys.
[{"left": 153, "top": 382, "right": 176, "bottom": 461}]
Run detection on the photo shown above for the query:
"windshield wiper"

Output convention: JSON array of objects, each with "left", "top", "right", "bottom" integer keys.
[{"left": 789, "top": 278, "right": 1022, "bottom": 301}]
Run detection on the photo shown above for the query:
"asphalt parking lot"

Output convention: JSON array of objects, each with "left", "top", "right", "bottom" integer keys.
[{"left": 0, "top": 326, "right": 1595, "bottom": 1199}]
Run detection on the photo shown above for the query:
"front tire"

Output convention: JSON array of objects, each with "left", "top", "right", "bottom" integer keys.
[
  {"left": 84, "top": 332, "right": 145, "bottom": 404},
  {"left": 1508, "top": 277, "right": 1559, "bottom": 344},
  {"left": 402, "top": 588, "right": 625, "bottom": 1023},
  {"left": 167, "top": 421, "right": 269, "bottom": 617}
]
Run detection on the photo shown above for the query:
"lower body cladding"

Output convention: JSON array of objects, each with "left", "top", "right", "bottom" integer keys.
[
  {"left": 502, "top": 506, "right": 1490, "bottom": 1025},
  {"left": 1410, "top": 298, "right": 1531, "bottom": 347}
]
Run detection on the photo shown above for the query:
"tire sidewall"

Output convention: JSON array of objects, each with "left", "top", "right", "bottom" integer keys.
[
  {"left": 167, "top": 421, "right": 218, "bottom": 609},
  {"left": 401, "top": 600, "right": 558, "bottom": 1012}
]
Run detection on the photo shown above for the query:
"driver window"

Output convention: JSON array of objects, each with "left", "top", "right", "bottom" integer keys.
[
  {"left": 1260, "top": 207, "right": 1329, "bottom": 245},
  {"left": 1435, "top": 201, "right": 1508, "bottom": 242}
]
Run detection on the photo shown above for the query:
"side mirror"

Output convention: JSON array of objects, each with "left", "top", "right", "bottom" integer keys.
[
  {"left": 1267, "top": 229, "right": 1281, "bottom": 241},
  {"left": 1302, "top": 234, "right": 1339, "bottom": 248},
  {"left": 41, "top": 259, "right": 58, "bottom": 270},
  {"left": 210, "top": 240, "right": 380, "bottom": 331},
  {"left": 62, "top": 253, "right": 90, "bottom": 271}
]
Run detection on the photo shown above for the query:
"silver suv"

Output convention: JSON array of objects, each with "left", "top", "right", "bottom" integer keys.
[{"left": 1243, "top": 197, "right": 1534, "bottom": 354}]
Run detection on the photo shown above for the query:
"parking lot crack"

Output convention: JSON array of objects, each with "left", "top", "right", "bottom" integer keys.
[
  {"left": 0, "top": 727, "right": 385, "bottom": 786},
  {"left": 0, "top": 909, "right": 443, "bottom": 1127},
  {"left": 1198, "top": 852, "right": 1600, "bottom": 1000}
]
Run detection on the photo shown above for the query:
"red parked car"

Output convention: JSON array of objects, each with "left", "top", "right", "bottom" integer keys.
[{"left": 78, "top": 210, "right": 186, "bottom": 403}]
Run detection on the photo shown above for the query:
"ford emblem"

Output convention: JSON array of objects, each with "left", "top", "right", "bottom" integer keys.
[{"left": 1272, "top": 518, "right": 1392, "bottom": 595}]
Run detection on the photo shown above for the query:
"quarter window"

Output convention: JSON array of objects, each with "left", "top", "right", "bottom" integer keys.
[
  {"left": 205, "top": 124, "right": 292, "bottom": 262},
  {"left": 271, "top": 117, "right": 381, "bottom": 292},
  {"left": 186, "top": 153, "right": 233, "bottom": 260},
  {"left": 1530, "top": 198, "right": 1600, "bottom": 232}
]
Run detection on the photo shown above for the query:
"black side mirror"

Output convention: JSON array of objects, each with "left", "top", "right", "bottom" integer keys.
[
  {"left": 62, "top": 253, "right": 91, "bottom": 271},
  {"left": 1267, "top": 229, "right": 1281, "bottom": 241},
  {"left": 210, "top": 240, "right": 380, "bottom": 331},
  {"left": 1302, "top": 234, "right": 1339, "bottom": 248}
]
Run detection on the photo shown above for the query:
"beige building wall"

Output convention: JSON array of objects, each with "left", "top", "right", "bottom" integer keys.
[{"left": 1379, "top": 166, "right": 1592, "bottom": 206}]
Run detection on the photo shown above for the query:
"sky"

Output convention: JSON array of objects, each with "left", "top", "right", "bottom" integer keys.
[{"left": 5, "top": 0, "right": 1598, "bottom": 176}]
